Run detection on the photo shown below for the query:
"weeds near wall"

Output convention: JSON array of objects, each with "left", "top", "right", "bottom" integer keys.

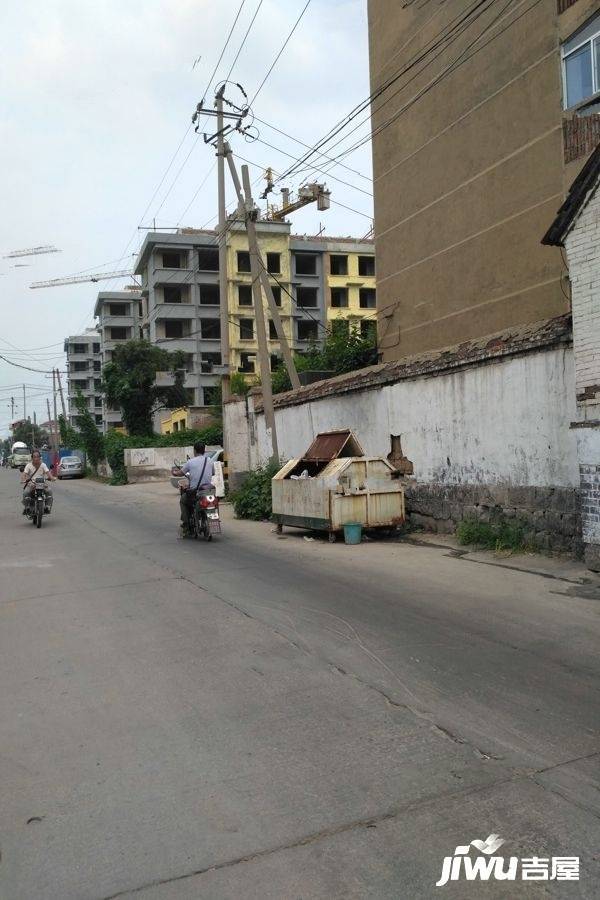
[
  {"left": 456, "top": 518, "right": 532, "bottom": 553},
  {"left": 230, "top": 461, "right": 280, "bottom": 520}
]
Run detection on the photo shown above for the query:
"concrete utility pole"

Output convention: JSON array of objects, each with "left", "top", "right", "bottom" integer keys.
[
  {"left": 10, "top": 397, "right": 14, "bottom": 423},
  {"left": 52, "top": 369, "right": 58, "bottom": 439},
  {"left": 216, "top": 87, "right": 231, "bottom": 404},
  {"left": 56, "top": 368, "right": 67, "bottom": 419},
  {"left": 225, "top": 153, "right": 278, "bottom": 460},
  {"left": 22, "top": 384, "right": 26, "bottom": 420},
  {"left": 46, "top": 399, "right": 55, "bottom": 451}
]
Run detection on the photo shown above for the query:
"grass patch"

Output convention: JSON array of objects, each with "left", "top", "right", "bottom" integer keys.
[{"left": 456, "top": 518, "right": 531, "bottom": 553}]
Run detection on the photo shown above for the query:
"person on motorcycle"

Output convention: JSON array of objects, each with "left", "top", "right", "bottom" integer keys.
[
  {"left": 173, "top": 441, "right": 215, "bottom": 534},
  {"left": 21, "top": 449, "right": 55, "bottom": 514}
]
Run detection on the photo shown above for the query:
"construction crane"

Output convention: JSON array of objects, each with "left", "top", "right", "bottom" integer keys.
[
  {"left": 3, "top": 244, "right": 61, "bottom": 259},
  {"left": 267, "top": 183, "right": 331, "bottom": 221},
  {"left": 30, "top": 270, "right": 137, "bottom": 289}
]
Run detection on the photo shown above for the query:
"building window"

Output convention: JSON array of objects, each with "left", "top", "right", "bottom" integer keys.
[
  {"left": 271, "top": 286, "right": 282, "bottom": 306},
  {"left": 296, "top": 286, "right": 318, "bottom": 308},
  {"left": 93, "top": 360, "right": 101, "bottom": 371},
  {"left": 95, "top": 414, "right": 104, "bottom": 425},
  {"left": 359, "top": 287, "right": 376, "bottom": 309},
  {"left": 72, "top": 379, "right": 89, "bottom": 390},
  {"left": 203, "top": 386, "right": 220, "bottom": 406},
  {"left": 358, "top": 255, "right": 375, "bottom": 276},
  {"left": 197, "top": 248, "right": 219, "bottom": 271},
  {"left": 72, "top": 360, "right": 89, "bottom": 372},
  {"left": 239, "top": 352, "right": 256, "bottom": 373},
  {"left": 163, "top": 285, "right": 183, "bottom": 304},
  {"left": 562, "top": 16, "right": 600, "bottom": 108},
  {"left": 297, "top": 320, "right": 318, "bottom": 341},
  {"left": 164, "top": 320, "right": 185, "bottom": 339},
  {"left": 268, "top": 320, "right": 278, "bottom": 340},
  {"left": 239, "top": 318, "right": 254, "bottom": 340},
  {"left": 199, "top": 284, "right": 220, "bottom": 305},
  {"left": 94, "top": 396, "right": 102, "bottom": 408},
  {"left": 360, "top": 319, "right": 377, "bottom": 340},
  {"left": 237, "top": 251, "right": 251, "bottom": 272},
  {"left": 201, "top": 351, "right": 221, "bottom": 373},
  {"left": 109, "top": 326, "right": 128, "bottom": 340},
  {"left": 270, "top": 354, "right": 282, "bottom": 371},
  {"left": 109, "top": 303, "right": 128, "bottom": 316},
  {"left": 238, "top": 285, "right": 253, "bottom": 306},
  {"left": 331, "top": 287, "right": 348, "bottom": 308},
  {"left": 330, "top": 254, "right": 348, "bottom": 275},
  {"left": 295, "top": 253, "right": 317, "bottom": 275},
  {"left": 72, "top": 343, "right": 88, "bottom": 354},
  {"left": 94, "top": 379, "right": 102, "bottom": 390},
  {"left": 201, "top": 318, "right": 221, "bottom": 339},
  {"left": 93, "top": 343, "right": 100, "bottom": 353},
  {"left": 266, "top": 252, "right": 280, "bottom": 273},
  {"left": 162, "top": 251, "right": 183, "bottom": 268}
]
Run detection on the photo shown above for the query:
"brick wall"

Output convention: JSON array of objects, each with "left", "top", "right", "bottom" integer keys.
[
  {"left": 579, "top": 464, "right": 600, "bottom": 543},
  {"left": 565, "top": 186, "right": 600, "bottom": 401},
  {"left": 563, "top": 117, "right": 600, "bottom": 163}
]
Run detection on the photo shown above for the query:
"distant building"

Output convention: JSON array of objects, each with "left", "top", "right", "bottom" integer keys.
[
  {"left": 93, "top": 290, "right": 142, "bottom": 432},
  {"left": 367, "top": 0, "right": 600, "bottom": 361},
  {"left": 63, "top": 328, "right": 102, "bottom": 430},
  {"left": 133, "top": 225, "right": 375, "bottom": 388}
]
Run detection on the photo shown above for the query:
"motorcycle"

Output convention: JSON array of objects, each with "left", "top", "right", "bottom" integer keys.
[
  {"left": 171, "top": 463, "right": 221, "bottom": 541},
  {"left": 25, "top": 476, "right": 49, "bottom": 528}
]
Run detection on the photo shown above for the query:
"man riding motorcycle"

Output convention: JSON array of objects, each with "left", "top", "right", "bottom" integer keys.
[
  {"left": 21, "top": 449, "right": 56, "bottom": 514},
  {"left": 172, "top": 441, "right": 215, "bottom": 535}
]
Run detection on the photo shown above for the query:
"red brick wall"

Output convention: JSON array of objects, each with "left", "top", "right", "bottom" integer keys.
[{"left": 563, "top": 115, "right": 600, "bottom": 162}]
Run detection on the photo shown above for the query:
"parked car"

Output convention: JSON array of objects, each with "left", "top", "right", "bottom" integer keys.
[{"left": 57, "top": 456, "right": 85, "bottom": 479}]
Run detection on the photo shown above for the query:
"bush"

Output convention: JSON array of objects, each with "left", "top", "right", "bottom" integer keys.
[
  {"left": 230, "top": 461, "right": 280, "bottom": 520},
  {"left": 456, "top": 518, "right": 528, "bottom": 553}
]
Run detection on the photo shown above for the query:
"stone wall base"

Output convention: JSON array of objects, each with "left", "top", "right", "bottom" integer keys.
[{"left": 404, "top": 483, "right": 582, "bottom": 557}]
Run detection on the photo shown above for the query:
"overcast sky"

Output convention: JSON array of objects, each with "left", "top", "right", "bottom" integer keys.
[{"left": 0, "top": 0, "right": 373, "bottom": 437}]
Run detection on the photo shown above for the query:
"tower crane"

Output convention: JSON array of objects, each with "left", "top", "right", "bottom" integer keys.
[
  {"left": 3, "top": 244, "right": 61, "bottom": 259},
  {"left": 30, "top": 271, "right": 138, "bottom": 289}
]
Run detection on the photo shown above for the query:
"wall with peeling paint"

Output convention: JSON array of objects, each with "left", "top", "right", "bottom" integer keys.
[{"left": 225, "top": 343, "right": 578, "bottom": 489}]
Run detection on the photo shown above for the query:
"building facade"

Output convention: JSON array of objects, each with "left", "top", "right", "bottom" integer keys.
[
  {"left": 93, "top": 290, "right": 142, "bottom": 431},
  {"left": 368, "top": 0, "right": 600, "bottom": 362},
  {"left": 63, "top": 328, "right": 102, "bottom": 429},
  {"left": 134, "top": 226, "right": 376, "bottom": 385}
]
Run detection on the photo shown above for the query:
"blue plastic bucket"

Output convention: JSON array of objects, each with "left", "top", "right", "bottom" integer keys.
[{"left": 343, "top": 522, "right": 362, "bottom": 545}]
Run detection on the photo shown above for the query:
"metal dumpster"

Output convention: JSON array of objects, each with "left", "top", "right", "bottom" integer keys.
[{"left": 272, "top": 430, "right": 405, "bottom": 541}]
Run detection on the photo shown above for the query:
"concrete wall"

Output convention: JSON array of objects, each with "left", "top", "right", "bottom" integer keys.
[
  {"left": 225, "top": 344, "right": 581, "bottom": 553},
  {"left": 366, "top": 0, "right": 593, "bottom": 361}
]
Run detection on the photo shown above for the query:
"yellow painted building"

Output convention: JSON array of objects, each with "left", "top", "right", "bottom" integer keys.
[{"left": 325, "top": 246, "right": 377, "bottom": 339}]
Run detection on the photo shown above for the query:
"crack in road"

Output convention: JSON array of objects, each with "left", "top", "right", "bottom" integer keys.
[{"left": 98, "top": 749, "right": 600, "bottom": 900}]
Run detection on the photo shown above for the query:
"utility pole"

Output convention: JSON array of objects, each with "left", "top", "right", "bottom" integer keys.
[
  {"left": 216, "top": 86, "right": 231, "bottom": 404},
  {"left": 10, "top": 397, "right": 14, "bottom": 423},
  {"left": 225, "top": 155, "right": 279, "bottom": 460},
  {"left": 56, "top": 368, "right": 67, "bottom": 419},
  {"left": 22, "top": 384, "right": 26, "bottom": 420},
  {"left": 46, "top": 399, "right": 55, "bottom": 451},
  {"left": 52, "top": 369, "right": 58, "bottom": 447}
]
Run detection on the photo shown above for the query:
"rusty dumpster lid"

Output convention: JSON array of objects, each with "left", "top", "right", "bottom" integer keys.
[{"left": 302, "top": 429, "right": 364, "bottom": 462}]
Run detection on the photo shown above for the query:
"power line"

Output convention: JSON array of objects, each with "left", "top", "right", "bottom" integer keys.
[
  {"left": 200, "top": 0, "right": 248, "bottom": 102},
  {"left": 177, "top": 161, "right": 217, "bottom": 224},
  {"left": 249, "top": 0, "right": 312, "bottom": 106},
  {"left": 224, "top": 0, "right": 265, "bottom": 83}
]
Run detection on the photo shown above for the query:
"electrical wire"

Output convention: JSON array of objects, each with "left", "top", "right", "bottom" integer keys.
[
  {"left": 224, "top": 0, "right": 264, "bottom": 84},
  {"left": 248, "top": 0, "right": 312, "bottom": 106},
  {"left": 199, "top": 0, "right": 248, "bottom": 102}
]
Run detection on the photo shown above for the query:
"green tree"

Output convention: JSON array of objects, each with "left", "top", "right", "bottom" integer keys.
[
  {"left": 271, "top": 321, "right": 378, "bottom": 394},
  {"left": 102, "top": 340, "right": 188, "bottom": 435},
  {"left": 73, "top": 392, "right": 105, "bottom": 471},
  {"left": 10, "top": 420, "right": 49, "bottom": 448},
  {"left": 58, "top": 414, "right": 82, "bottom": 448}
]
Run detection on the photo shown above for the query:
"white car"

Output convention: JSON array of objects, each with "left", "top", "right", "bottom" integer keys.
[{"left": 57, "top": 456, "right": 85, "bottom": 479}]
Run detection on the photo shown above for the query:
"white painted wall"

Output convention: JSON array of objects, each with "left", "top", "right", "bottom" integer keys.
[{"left": 225, "top": 345, "right": 579, "bottom": 488}]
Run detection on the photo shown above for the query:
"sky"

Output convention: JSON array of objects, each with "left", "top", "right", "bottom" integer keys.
[{"left": 0, "top": 0, "right": 373, "bottom": 438}]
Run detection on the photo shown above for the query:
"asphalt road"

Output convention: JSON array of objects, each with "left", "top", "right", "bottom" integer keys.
[{"left": 0, "top": 469, "right": 599, "bottom": 899}]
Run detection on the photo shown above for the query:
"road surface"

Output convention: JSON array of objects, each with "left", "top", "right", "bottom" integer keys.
[{"left": 0, "top": 470, "right": 599, "bottom": 899}]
